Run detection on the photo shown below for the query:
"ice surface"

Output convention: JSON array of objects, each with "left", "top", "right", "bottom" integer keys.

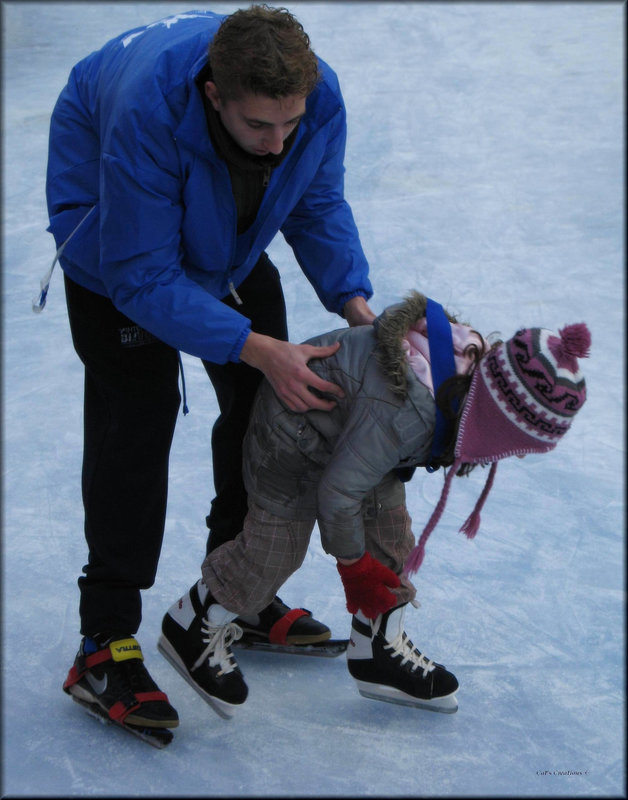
[{"left": 2, "top": 2, "right": 625, "bottom": 797}]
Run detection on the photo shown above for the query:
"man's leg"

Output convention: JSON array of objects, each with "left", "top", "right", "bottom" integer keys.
[
  {"left": 202, "top": 253, "right": 288, "bottom": 554},
  {"left": 200, "top": 254, "right": 330, "bottom": 646},
  {"left": 65, "top": 275, "right": 181, "bottom": 636},
  {"left": 63, "top": 275, "right": 181, "bottom": 735}
]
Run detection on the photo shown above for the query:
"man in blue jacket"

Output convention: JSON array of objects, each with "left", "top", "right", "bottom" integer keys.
[{"left": 47, "top": 6, "right": 376, "bottom": 740}]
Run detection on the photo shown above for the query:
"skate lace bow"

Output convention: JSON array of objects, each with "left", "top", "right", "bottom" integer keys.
[
  {"left": 193, "top": 619, "right": 243, "bottom": 676},
  {"left": 374, "top": 618, "right": 435, "bottom": 678}
]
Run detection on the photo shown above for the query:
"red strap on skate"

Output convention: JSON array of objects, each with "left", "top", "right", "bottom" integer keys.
[
  {"left": 107, "top": 691, "right": 170, "bottom": 724},
  {"left": 63, "top": 647, "right": 113, "bottom": 690},
  {"left": 268, "top": 608, "right": 309, "bottom": 644},
  {"left": 108, "top": 700, "right": 140, "bottom": 723},
  {"left": 63, "top": 645, "right": 172, "bottom": 723}
]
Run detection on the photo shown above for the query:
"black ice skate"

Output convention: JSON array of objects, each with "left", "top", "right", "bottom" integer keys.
[
  {"left": 63, "top": 634, "right": 179, "bottom": 747},
  {"left": 158, "top": 580, "right": 248, "bottom": 719},
  {"left": 346, "top": 605, "right": 459, "bottom": 713},
  {"left": 233, "top": 596, "right": 347, "bottom": 657}
]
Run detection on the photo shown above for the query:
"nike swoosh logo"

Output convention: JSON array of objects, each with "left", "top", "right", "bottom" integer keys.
[{"left": 85, "top": 672, "right": 108, "bottom": 695}]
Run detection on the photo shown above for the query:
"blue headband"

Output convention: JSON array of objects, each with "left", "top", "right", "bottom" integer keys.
[{"left": 424, "top": 298, "right": 458, "bottom": 472}]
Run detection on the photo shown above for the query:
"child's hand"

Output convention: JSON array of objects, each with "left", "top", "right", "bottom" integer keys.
[{"left": 337, "top": 552, "right": 401, "bottom": 619}]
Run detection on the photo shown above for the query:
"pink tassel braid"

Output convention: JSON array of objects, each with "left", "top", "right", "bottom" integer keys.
[
  {"left": 458, "top": 462, "right": 498, "bottom": 539},
  {"left": 404, "top": 461, "right": 459, "bottom": 575}
]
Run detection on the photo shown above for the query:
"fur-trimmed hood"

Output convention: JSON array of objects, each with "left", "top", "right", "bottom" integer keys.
[{"left": 375, "top": 290, "right": 458, "bottom": 397}]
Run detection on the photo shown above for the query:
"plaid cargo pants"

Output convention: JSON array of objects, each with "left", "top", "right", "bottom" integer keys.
[{"left": 201, "top": 500, "right": 417, "bottom": 617}]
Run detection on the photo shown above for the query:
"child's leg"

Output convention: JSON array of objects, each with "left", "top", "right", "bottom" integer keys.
[
  {"left": 351, "top": 499, "right": 459, "bottom": 713},
  {"left": 201, "top": 502, "right": 316, "bottom": 617},
  {"left": 362, "top": 502, "right": 417, "bottom": 607}
]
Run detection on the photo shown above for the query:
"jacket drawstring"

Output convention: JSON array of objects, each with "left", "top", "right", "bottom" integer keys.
[
  {"left": 33, "top": 206, "right": 96, "bottom": 313},
  {"left": 228, "top": 281, "right": 243, "bottom": 305},
  {"left": 38, "top": 208, "right": 191, "bottom": 418},
  {"left": 177, "top": 352, "right": 189, "bottom": 416}
]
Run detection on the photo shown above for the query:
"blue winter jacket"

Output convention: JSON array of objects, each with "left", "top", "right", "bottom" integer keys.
[{"left": 46, "top": 10, "right": 372, "bottom": 364}]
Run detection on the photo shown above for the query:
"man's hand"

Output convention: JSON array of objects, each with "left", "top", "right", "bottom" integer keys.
[
  {"left": 240, "top": 332, "right": 344, "bottom": 412},
  {"left": 343, "top": 295, "right": 376, "bottom": 327}
]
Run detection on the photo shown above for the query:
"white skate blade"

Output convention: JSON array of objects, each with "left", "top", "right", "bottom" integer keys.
[
  {"left": 157, "top": 635, "right": 239, "bottom": 720},
  {"left": 355, "top": 680, "right": 458, "bottom": 714}
]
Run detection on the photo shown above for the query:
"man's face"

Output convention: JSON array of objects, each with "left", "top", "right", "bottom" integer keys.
[{"left": 205, "top": 81, "right": 306, "bottom": 157}]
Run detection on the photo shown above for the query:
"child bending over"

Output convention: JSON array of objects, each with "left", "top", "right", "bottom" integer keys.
[{"left": 159, "top": 291, "right": 590, "bottom": 717}]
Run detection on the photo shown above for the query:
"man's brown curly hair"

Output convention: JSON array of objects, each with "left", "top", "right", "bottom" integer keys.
[{"left": 209, "top": 4, "right": 321, "bottom": 101}]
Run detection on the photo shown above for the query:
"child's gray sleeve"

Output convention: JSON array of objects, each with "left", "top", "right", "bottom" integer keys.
[{"left": 316, "top": 405, "right": 408, "bottom": 560}]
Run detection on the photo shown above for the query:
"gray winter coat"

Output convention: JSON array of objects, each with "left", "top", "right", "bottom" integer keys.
[{"left": 243, "top": 292, "right": 443, "bottom": 560}]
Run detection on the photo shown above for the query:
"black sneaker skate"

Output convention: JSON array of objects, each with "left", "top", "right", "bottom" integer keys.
[
  {"left": 234, "top": 596, "right": 333, "bottom": 649},
  {"left": 63, "top": 635, "right": 179, "bottom": 747},
  {"left": 158, "top": 580, "right": 248, "bottom": 719},
  {"left": 347, "top": 605, "right": 459, "bottom": 713}
]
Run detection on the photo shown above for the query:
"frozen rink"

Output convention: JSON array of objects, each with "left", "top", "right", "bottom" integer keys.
[{"left": 2, "top": 1, "right": 625, "bottom": 797}]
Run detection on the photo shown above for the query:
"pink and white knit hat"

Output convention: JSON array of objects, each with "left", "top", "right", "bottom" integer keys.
[{"left": 405, "top": 323, "right": 591, "bottom": 574}]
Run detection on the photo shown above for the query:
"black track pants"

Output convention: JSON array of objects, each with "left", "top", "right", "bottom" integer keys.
[
  {"left": 65, "top": 274, "right": 181, "bottom": 636},
  {"left": 203, "top": 253, "right": 288, "bottom": 555},
  {"left": 64, "top": 253, "right": 287, "bottom": 635}
]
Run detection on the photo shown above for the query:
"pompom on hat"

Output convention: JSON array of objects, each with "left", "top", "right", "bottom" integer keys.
[{"left": 405, "top": 322, "right": 591, "bottom": 574}]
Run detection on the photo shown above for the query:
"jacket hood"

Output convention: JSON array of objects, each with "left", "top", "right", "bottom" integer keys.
[{"left": 374, "top": 291, "right": 457, "bottom": 397}]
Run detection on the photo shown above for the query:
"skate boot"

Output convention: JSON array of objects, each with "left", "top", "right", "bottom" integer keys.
[
  {"left": 158, "top": 579, "right": 248, "bottom": 719},
  {"left": 235, "top": 596, "right": 331, "bottom": 647},
  {"left": 346, "top": 605, "right": 459, "bottom": 713},
  {"left": 63, "top": 634, "right": 179, "bottom": 746}
]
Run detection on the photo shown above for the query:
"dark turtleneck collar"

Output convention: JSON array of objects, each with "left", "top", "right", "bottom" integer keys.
[
  {"left": 203, "top": 97, "right": 298, "bottom": 174},
  {"left": 196, "top": 62, "right": 298, "bottom": 172},
  {"left": 195, "top": 63, "right": 299, "bottom": 234}
]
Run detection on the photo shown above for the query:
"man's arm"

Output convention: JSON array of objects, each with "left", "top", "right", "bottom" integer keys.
[{"left": 343, "top": 295, "right": 376, "bottom": 327}]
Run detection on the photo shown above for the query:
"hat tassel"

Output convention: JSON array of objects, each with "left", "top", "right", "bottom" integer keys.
[{"left": 459, "top": 462, "right": 498, "bottom": 539}]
